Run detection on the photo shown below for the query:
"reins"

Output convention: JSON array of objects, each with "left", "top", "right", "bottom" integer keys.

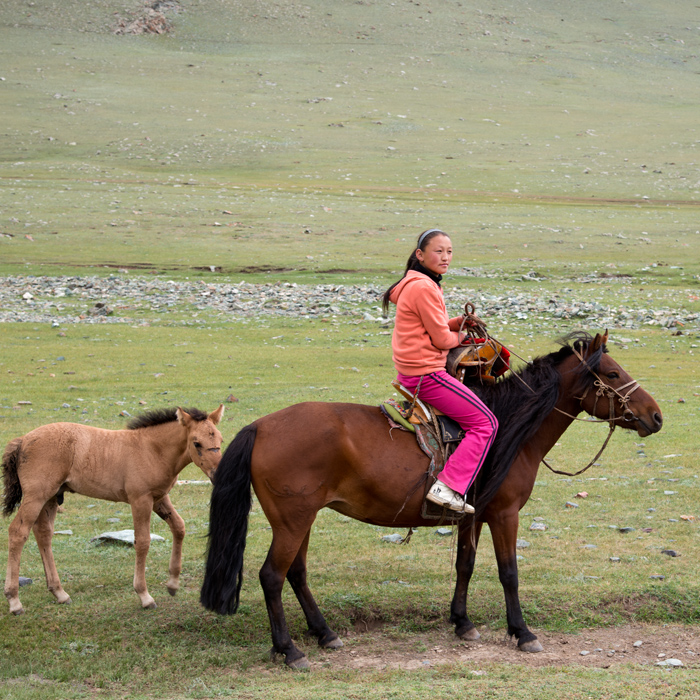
[
  {"left": 457, "top": 309, "right": 641, "bottom": 478},
  {"left": 541, "top": 342, "right": 641, "bottom": 477}
]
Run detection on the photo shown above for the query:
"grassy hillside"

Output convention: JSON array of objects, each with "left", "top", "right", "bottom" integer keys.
[{"left": 1, "top": 0, "right": 698, "bottom": 281}]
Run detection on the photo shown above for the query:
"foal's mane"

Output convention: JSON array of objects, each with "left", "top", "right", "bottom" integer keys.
[
  {"left": 469, "top": 331, "right": 605, "bottom": 517},
  {"left": 126, "top": 407, "right": 209, "bottom": 430}
]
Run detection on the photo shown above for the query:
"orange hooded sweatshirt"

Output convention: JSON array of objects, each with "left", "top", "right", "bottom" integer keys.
[{"left": 389, "top": 270, "right": 464, "bottom": 376}]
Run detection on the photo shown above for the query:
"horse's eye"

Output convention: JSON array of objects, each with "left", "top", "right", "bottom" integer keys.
[
  {"left": 194, "top": 441, "right": 202, "bottom": 449},
  {"left": 607, "top": 372, "right": 619, "bottom": 380}
]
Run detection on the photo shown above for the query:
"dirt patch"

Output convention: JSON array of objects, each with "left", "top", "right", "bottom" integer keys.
[
  {"left": 313, "top": 624, "right": 699, "bottom": 670},
  {"left": 114, "top": 1, "right": 180, "bottom": 35}
]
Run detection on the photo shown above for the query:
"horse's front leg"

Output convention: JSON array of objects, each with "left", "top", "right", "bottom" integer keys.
[
  {"left": 154, "top": 495, "right": 185, "bottom": 597},
  {"left": 32, "top": 497, "right": 71, "bottom": 606},
  {"left": 450, "top": 519, "right": 483, "bottom": 640},
  {"left": 130, "top": 495, "right": 156, "bottom": 609},
  {"left": 286, "top": 529, "right": 342, "bottom": 650},
  {"left": 489, "top": 510, "right": 542, "bottom": 652}
]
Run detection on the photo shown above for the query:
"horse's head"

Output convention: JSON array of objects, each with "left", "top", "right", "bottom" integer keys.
[
  {"left": 177, "top": 405, "right": 225, "bottom": 479},
  {"left": 575, "top": 331, "right": 663, "bottom": 437}
]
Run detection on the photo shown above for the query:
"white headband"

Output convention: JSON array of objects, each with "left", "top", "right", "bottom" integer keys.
[{"left": 416, "top": 228, "right": 443, "bottom": 249}]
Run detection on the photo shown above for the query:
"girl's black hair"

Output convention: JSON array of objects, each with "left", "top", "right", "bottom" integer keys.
[{"left": 381, "top": 228, "right": 448, "bottom": 315}]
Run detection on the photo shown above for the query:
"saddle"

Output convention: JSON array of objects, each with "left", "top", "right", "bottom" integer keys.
[
  {"left": 379, "top": 335, "right": 509, "bottom": 522},
  {"left": 381, "top": 383, "right": 466, "bottom": 523}
]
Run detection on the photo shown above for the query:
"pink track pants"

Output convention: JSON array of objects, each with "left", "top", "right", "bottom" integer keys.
[{"left": 397, "top": 370, "right": 498, "bottom": 495}]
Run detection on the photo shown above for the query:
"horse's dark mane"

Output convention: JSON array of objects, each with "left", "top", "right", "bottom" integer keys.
[
  {"left": 126, "top": 407, "right": 208, "bottom": 430},
  {"left": 469, "top": 332, "right": 605, "bottom": 517}
]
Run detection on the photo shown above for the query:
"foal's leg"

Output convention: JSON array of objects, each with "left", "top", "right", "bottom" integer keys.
[
  {"left": 153, "top": 495, "right": 185, "bottom": 597},
  {"left": 450, "top": 520, "right": 483, "bottom": 640},
  {"left": 489, "top": 511, "right": 542, "bottom": 652},
  {"left": 286, "top": 529, "right": 342, "bottom": 650},
  {"left": 259, "top": 516, "right": 319, "bottom": 669},
  {"left": 32, "top": 497, "right": 71, "bottom": 605},
  {"left": 130, "top": 494, "right": 157, "bottom": 609},
  {"left": 4, "top": 498, "right": 47, "bottom": 614}
]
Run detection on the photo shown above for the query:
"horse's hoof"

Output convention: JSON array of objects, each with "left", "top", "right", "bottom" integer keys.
[
  {"left": 286, "top": 655, "right": 311, "bottom": 671},
  {"left": 457, "top": 626, "right": 481, "bottom": 641},
  {"left": 59, "top": 597, "right": 72, "bottom": 606},
  {"left": 10, "top": 606, "right": 24, "bottom": 616},
  {"left": 518, "top": 639, "right": 543, "bottom": 653},
  {"left": 142, "top": 600, "right": 157, "bottom": 610},
  {"left": 167, "top": 587, "right": 178, "bottom": 597},
  {"left": 322, "top": 637, "right": 344, "bottom": 650}
]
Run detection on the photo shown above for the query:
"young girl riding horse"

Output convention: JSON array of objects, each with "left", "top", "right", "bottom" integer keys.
[{"left": 382, "top": 228, "right": 498, "bottom": 513}]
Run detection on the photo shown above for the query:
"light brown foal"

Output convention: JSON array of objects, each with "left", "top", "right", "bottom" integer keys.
[{"left": 2, "top": 405, "right": 224, "bottom": 614}]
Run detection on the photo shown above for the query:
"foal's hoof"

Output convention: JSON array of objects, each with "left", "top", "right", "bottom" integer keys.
[
  {"left": 518, "top": 639, "right": 544, "bottom": 653},
  {"left": 286, "top": 655, "right": 311, "bottom": 671},
  {"left": 10, "top": 606, "right": 25, "bottom": 616},
  {"left": 322, "top": 636, "right": 344, "bottom": 650},
  {"left": 142, "top": 600, "right": 157, "bottom": 610},
  {"left": 457, "top": 626, "right": 481, "bottom": 641}
]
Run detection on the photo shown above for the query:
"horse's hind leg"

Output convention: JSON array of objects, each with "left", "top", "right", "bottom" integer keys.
[
  {"left": 259, "top": 523, "right": 318, "bottom": 669},
  {"left": 4, "top": 498, "right": 47, "bottom": 614},
  {"left": 153, "top": 495, "right": 185, "bottom": 597},
  {"left": 450, "top": 520, "right": 483, "bottom": 641},
  {"left": 286, "top": 529, "right": 342, "bottom": 650},
  {"left": 33, "top": 497, "right": 71, "bottom": 605}
]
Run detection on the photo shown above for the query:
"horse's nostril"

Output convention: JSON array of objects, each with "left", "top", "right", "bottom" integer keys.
[{"left": 654, "top": 412, "right": 663, "bottom": 427}]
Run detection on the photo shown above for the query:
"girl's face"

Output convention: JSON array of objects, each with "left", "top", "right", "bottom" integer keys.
[{"left": 416, "top": 234, "right": 452, "bottom": 276}]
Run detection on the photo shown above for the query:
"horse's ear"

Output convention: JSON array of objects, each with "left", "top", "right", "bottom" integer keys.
[
  {"left": 591, "top": 333, "right": 603, "bottom": 352},
  {"left": 602, "top": 329, "right": 609, "bottom": 345},
  {"left": 209, "top": 404, "right": 225, "bottom": 425},
  {"left": 176, "top": 407, "right": 192, "bottom": 426}
]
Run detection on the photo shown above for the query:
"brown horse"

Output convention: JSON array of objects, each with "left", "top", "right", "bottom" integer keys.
[
  {"left": 200, "top": 332, "right": 662, "bottom": 669},
  {"left": 3, "top": 405, "right": 224, "bottom": 615}
]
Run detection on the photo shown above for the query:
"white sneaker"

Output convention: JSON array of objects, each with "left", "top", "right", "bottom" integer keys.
[{"left": 426, "top": 480, "right": 475, "bottom": 514}]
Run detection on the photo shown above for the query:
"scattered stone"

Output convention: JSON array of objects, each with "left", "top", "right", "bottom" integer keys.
[
  {"left": 90, "top": 530, "right": 165, "bottom": 546},
  {"left": 634, "top": 640, "right": 643, "bottom": 648},
  {"left": 619, "top": 527, "right": 635, "bottom": 533},
  {"left": 576, "top": 491, "right": 588, "bottom": 498},
  {"left": 680, "top": 514, "right": 696, "bottom": 521},
  {"left": 580, "top": 650, "right": 590, "bottom": 656},
  {"left": 664, "top": 491, "right": 677, "bottom": 495},
  {"left": 530, "top": 522, "right": 547, "bottom": 531},
  {"left": 582, "top": 544, "right": 597, "bottom": 550},
  {"left": 381, "top": 533, "right": 404, "bottom": 543},
  {"left": 54, "top": 530, "right": 73, "bottom": 535},
  {"left": 565, "top": 501, "right": 579, "bottom": 508},
  {"left": 18, "top": 577, "right": 32, "bottom": 587},
  {"left": 516, "top": 539, "right": 530, "bottom": 549},
  {"left": 225, "top": 394, "right": 239, "bottom": 403},
  {"left": 609, "top": 557, "right": 621, "bottom": 563},
  {"left": 106, "top": 518, "right": 121, "bottom": 524},
  {"left": 650, "top": 574, "right": 665, "bottom": 580},
  {"left": 661, "top": 549, "right": 679, "bottom": 557},
  {"left": 656, "top": 658, "right": 683, "bottom": 667},
  {"left": 435, "top": 528, "right": 452, "bottom": 536}
]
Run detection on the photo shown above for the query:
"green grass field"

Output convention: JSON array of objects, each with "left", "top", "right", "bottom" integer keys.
[{"left": 1, "top": 0, "right": 699, "bottom": 697}]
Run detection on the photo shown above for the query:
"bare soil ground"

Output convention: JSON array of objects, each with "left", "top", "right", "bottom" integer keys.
[{"left": 311, "top": 624, "right": 699, "bottom": 671}]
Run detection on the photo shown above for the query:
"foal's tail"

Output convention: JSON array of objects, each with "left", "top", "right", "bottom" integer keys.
[
  {"left": 200, "top": 423, "right": 257, "bottom": 615},
  {"left": 2, "top": 438, "right": 24, "bottom": 517}
]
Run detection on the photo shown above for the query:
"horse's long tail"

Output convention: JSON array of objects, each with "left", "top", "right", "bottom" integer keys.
[
  {"left": 2, "top": 438, "right": 23, "bottom": 517},
  {"left": 200, "top": 423, "right": 257, "bottom": 614}
]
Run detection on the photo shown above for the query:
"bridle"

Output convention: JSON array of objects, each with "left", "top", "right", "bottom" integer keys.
[{"left": 542, "top": 342, "right": 641, "bottom": 477}]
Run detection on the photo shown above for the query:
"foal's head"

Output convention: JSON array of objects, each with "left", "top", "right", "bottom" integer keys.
[
  {"left": 569, "top": 331, "right": 663, "bottom": 437},
  {"left": 176, "top": 405, "right": 225, "bottom": 479}
]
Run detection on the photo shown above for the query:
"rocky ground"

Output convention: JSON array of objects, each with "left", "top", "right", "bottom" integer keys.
[{"left": 1, "top": 275, "right": 697, "bottom": 334}]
